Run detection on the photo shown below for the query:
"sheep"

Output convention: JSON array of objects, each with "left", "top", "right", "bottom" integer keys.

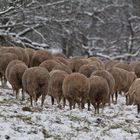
[
  {"left": 105, "top": 59, "right": 119, "bottom": 69},
  {"left": 30, "top": 49, "right": 53, "bottom": 67},
  {"left": 0, "top": 53, "right": 18, "bottom": 87},
  {"left": 88, "top": 57, "right": 105, "bottom": 69},
  {"left": 25, "top": 48, "right": 35, "bottom": 67},
  {"left": 129, "top": 61, "right": 140, "bottom": 78},
  {"left": 54, "top": 56, "right": 69, "bottom": 66},
  {"left": 68, "top": 58, "right": 89, "bottom": 72},
  {"left": 53, "top": 62, "right": 72, "bottom": 74},
  {"left": 5, "top": 60, "right": 24, "bottom": 82},
  {"left": 53, "top": 52, "right": 67, "bottom": 58},
  {"left": 125, "top": 78, "right": 140, "bottom": 113},
  {"left": 79, "top": 64, "right": 98, "bottom": 78},
  {"left": 22, "top": 67, "right": 50, "bottom": 107},
  {"left": 91, "top": 70, "right": 115, "bottom": 105},
  {"left": 48, "top": 70, "right": 68, "bottom": 108},
  {"left": 39, "top": 59, "right": 60, "bottom": 72},
  {"left": 108, "top": 67, "right": 137, "bottom": 103},
  {"left": 88, "top": 76, "right": 109, "bottom": 114},
  {"left": 114, "top": 62, "right": 132, "bottom": 71},
  {"left": 62, "top": 73, "right": 90, "bottom": 110},
  {"left": 7, "top": 63, "right": 28, "bottom": 100},
  {"left": 0, "top": 47, "right": 23, "bottom": 60},
  {"left": 18, "top": 47, "right": 29, "bottom": 66}
]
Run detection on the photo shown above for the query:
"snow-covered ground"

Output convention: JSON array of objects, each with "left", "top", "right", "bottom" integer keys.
[{"left": 0, "top": 85, "right": 140, "bottom": 140}]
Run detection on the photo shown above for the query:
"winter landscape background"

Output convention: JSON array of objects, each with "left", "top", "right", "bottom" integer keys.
[
  {"left": 0, "top": 0, "right": 140, "bottom": 59},
  {"left": 0, "top": 0, "right": 140, "bottom": 140}
]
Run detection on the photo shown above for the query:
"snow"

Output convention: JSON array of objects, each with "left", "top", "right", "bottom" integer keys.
[{"left": 0, "top": 85, "right": 140, "bottom": 140}]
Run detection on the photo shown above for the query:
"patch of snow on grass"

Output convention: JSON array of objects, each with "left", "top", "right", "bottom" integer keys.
[{"left": 0, "top": 87, "right": 140, "bottom": 140}]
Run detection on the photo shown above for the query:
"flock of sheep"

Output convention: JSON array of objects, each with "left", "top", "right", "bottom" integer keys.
[{"left": 0, "top": 46, "right": 140, "bottom": 114}]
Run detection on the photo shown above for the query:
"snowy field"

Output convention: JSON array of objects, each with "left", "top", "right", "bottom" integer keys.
[{"left": 0, "top": 84, "right": 140, "bottom": 140}]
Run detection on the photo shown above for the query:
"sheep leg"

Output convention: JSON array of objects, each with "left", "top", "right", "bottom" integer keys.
[
  {"left": 16, "top": 89, "right": 19, "bottom": 100},
  {"left": 126, "top": 95, "right": 128, "bottom": 105},
  {"left": 41, "top": 94, "right": 45, "bottom": 107},
  {"left": 56, "top": 96, "right": 62, "bottom": 109},
  {"left": 51, "top": 96, "right": 54, "bottom": 105},
  {"left": 97, "top": 103, "right": 100, "bottom": 114},
  {"left": 63, "top": 97, "right": 66, "bottom": 108},
  {"left": 87, "top": 100, "right": 91, "bottom": 111},
  {"left": 21, "top": 89, "right": 25, "bottom": 101},
  {"left": 108, "top": 94, "right": 111, "bottom": 106},
  {"left": 112, "top": 93, "right": 116, "bottom": 104},
  {"left": 81, "top": 98, "right": 86, "bottom": 109},
  {"left": 92, "top": 103, "right": 97, "bottom": 114},
  {"left": 67, "top": 98, "right": 72, "bottom": 110},
  {"left": 3, "top": 76, "right": 7, "bottom": 88},
  {"left": 69, "top": 101, "right": 72, "bottom": 110},
  {"left": 115, "top": 92, "right": 118, "bottom": 103}
]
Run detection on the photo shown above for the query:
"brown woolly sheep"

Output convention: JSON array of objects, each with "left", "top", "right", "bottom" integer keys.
[
  {"left": 108, "top": 67, "right": 137, "bottom": 103},
  {"left": 18, "top": 47, "right": 29, "bottom": 66},
  {"left": 91, "top": 70, "right": 115, "bottom": 105},
  {"left": 30, "top": 50, "right": 53, "bottom": 67},
  {"left": 129, "top": 61, "right": 140, "bottom": 78},
  {"left": 39, "top": 59, "right": 60, "bottom": 72},
  {"left": 62, "top": 73, "right": 90, "bottom": 110},
  {"left": 0, "top": 53, "right": 18, "bottom": 87},
  {"left": 0, "top": 47, "right": 23, "bottom": 60},
  {"left": 22, "top": 67, "right": 50, "bottom": 107},
  {"left": 88, "top": 57, "right": 105, "bottom": 69},
  {"left": 7, "top": 63, "right": 28, "bottom": 100},
  {"left": 105, "top": 59, "right": 119, "bottom": 69},
  {"left": 25, "top": 48, "right": 35, "bottom": 67},
  {"left": 53, "top": 52, "right": 67, "bottom": 58},
  {"left": 88, "top": 76, "right": 109, "bottom": 114},
  {"left": 53, "top": 63, "right": 72, "bottom": 74},
  {"left": 48, "top": 70, "right": 68, "bottom": 108},
  {"left": 79, "top": 64, "right": 98, "bottom": 78},
  {"left": 5, "top": 60, "right": 24, "bottom": 81},
  {"left": 68, "top": 58, "right": 89, "bottom": 72},
  {"left": 125, "top": 78, "right": 140, "bottom": 113},
  {"left": 54, "top": 56, "right": 69, "bottom": 66},
  {"left": 114, "top": 62, "right": 132, "bottom": 71}
]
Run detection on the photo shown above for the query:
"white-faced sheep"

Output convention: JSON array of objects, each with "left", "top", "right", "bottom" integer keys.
[
  {"left": 7, "top": 63, "right": 28, "bottom": 100},
  {"left": 22, "top": 67, "right": 50, "bottom": 107},
  {"left": 62, "top": 73, "right": 90, "bottom": 110},
  {"left": 48, "top": 70, "right": 68, "bottom": 108},
  {"left": 88, "top": 76, "right": 109, "bottom": 114}
]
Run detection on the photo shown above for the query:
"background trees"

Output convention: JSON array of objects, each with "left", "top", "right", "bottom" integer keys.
[{"left": 0, "top": 0, "right": 140, "bottom": 60}]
